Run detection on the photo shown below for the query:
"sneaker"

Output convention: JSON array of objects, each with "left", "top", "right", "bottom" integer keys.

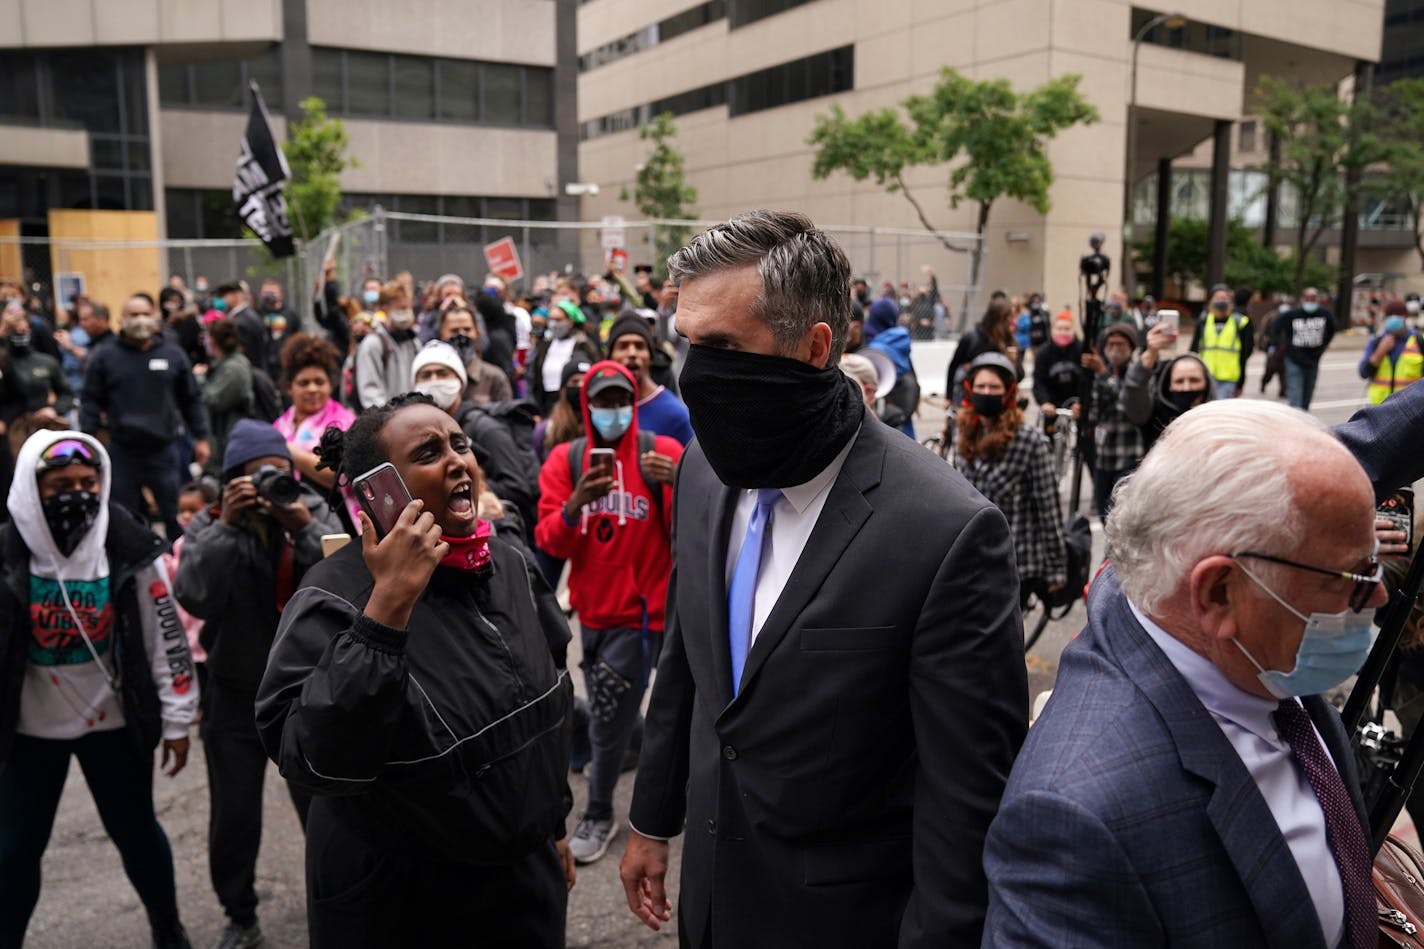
[
  {"left": 569, "top": 816, "right": 616, "bottom": 865},
  {"left": 150, "top": 919, "right": 192, "bottom": 949},
  {"left": 213, "top": 921, "right": 264, "bottom": 949}
]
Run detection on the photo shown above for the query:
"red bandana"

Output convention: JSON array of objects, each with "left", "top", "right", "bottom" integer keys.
[{"left": 439, "top": 519, "right": 492, "bottom": 571}]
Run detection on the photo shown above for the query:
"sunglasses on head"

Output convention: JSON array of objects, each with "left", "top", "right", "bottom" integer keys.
[{"left": 37, "top": 438, "right": 101, "bottom": 473}]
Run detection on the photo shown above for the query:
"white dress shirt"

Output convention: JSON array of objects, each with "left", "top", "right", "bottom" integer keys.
[
  {"left": 725, "top": 431, "right": 859, "bottom": 646},
  {"left": 1131, "top": 601, "right": 1345, "bottom": 948}
]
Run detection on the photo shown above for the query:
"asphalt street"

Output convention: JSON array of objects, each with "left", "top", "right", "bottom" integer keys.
[{"left": 23, "top": 329, "right": 1390, "bottom": 948}]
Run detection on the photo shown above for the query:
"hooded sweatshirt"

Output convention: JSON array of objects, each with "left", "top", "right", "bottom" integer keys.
[
  {"left": 1121, "top": 352, "right": 1218, "bottom": 452},
  {"left": 535, "top": 361, "right": 681, "bottom": 631},
  {"left": 5, "top": 431, "right": 197, "bottom": 743}
]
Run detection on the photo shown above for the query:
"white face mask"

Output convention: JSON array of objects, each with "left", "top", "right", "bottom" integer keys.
[
  {"left": 388, "top": 309, "right": 416, "bottom": 330},
  {"left": 415, "top": 378, "right": 463, "bottom": 411}
]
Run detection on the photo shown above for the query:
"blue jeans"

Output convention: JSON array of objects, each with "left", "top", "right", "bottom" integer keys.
[
  {"left": 0, "top": 730, "right": 178, "bottom": 948},
  {"left": 1214, "top": 380, "right": 1238, "bottom": 399},
  {"left": 1285, "top": 359, "right": 1319, "bottom": 410}
]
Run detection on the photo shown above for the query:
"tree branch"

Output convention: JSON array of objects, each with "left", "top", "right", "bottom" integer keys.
[{"left": 893, "top": 172, "right": 972, "bottom": 254}]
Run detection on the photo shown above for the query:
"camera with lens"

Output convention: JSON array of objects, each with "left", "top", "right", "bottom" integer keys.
[{"left": 251, "top": 465, "right": 301, "bottom": 507}]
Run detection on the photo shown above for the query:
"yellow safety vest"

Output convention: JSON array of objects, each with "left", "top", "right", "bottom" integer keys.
[
  {"left": 1199, "top": 314, "right": 1245, "bottom": 383},
  {"left": 1368, "top": 333, "right": 1423, "bottom": 404}
]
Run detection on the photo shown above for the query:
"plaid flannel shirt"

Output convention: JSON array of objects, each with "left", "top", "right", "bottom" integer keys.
[
  {"left": 955, "top": 424, "right": 1067, "bottom": 586},
  {"left": 1093, "top": 369, "right": 1145, "bottom": 474}
]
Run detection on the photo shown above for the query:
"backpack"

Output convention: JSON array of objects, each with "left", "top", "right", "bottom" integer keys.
[
  {"left": 1050, "top": 514, "right": 1093, "bottom": 611},
  {"left": 567, "top": 431, "right": 665, "bottom": 529},
  {"left": 467, "top": 399, "right": 540, "bottom": 455},
  {"left": 248, "top": 368, "right": 284, "bottom": 423}
]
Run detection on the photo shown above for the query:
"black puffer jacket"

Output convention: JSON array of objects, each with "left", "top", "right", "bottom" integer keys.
[
  {"left": 255, "top": 536, "right": 573, "bottom": 865},
  {"left": 175, "top": 483, "right": 343, "bottom": 692}
]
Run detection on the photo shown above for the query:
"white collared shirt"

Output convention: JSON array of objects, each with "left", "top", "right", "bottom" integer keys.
[
  {"left": 725, "top": 430, "right": 859, "bottom": 646},
  {"left": 1131, "top": 600, "right": 1345, "bottom": 948}
]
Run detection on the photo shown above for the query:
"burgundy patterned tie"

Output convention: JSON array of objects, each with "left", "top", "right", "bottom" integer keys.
[{"left": 1273, "top": 699, "right": 1375, "bottom": 949}]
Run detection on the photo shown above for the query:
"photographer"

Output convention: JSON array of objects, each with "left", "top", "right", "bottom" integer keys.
[{"left": 175, "top": 420, "right": 341, "bottom": 949}]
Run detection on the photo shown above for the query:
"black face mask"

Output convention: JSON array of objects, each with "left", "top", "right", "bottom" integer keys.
[
  {"left": 679, "top": 345, "right": 863, "bottom": 489},
  {"left": 7, "top": 333, "right": 31, "bottom": 355},
  {"left": 447, "top": 333, "right": 476, "bottom": 359},
  {"left": 563, "top": 385, "right": 582, "bottom": 408},
  {"left": 42, "top": 490, "right": 101, "bottom": 557},
  {"left": 1212, "top": 301, "right": 1231, "bottom": 314},
  {"left": 1166, "top": 389, "right": 1205, "bottom": 414},
  {"left": 971, "top": 392, "right": 1006, "bottom": 418}
]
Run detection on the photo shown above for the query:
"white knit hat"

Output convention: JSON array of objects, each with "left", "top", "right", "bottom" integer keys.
[{"left": 410, "top": 341, "right": 468, "bottom": 387}]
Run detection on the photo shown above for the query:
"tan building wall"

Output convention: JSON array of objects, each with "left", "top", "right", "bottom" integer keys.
[
  {"left": 306, "top": 0, "right": 556, "bottom": 66},
  {"left": 577, "top": 0, "right": 1382, "bottom": 315},
  {"left": 0, "top": 0, "right": 280, "bottom": 49}
]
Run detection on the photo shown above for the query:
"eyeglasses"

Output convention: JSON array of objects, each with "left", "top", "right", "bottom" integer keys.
[
  {"left": 1233, "top": 550, "right": 1384, "bottom": 613},
  {"left": 37, "top": 438, "right": 101, "bottom": 473}
]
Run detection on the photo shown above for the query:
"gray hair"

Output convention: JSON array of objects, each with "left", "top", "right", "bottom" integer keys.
[
  {"left": 1106, "top": 400, "right": 1336, "bottom": 614},
  {"left": 667, "top": 209, "right": 852, "bottom": 363}
]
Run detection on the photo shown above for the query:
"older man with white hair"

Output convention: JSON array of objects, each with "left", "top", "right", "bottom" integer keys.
[{"left": 984, "top": 399, "right": 1386, "bottom": 949}]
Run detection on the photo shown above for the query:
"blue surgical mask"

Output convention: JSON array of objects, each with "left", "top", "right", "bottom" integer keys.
[
  {"left": 1232, "top": 562, "right": 1375, "bottom": 698},
  {"left": 590, "top": 406, "right": 633, "bottom": 441},
  {"left": 362, "top": 289, "right": 380, "bottom": 306},
  {"left": 1301, "top": 301, "right": 1319, "bottom": 314},
  {"left": 1385, "top": 316, "right": 1407, "bottom": 335}
]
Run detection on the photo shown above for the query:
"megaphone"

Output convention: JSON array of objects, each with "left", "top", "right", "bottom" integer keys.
[{"left": 862, "top": 348, "right": 898, "bottom": 399}]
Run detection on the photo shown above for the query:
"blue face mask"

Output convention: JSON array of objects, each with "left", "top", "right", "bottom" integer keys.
[
  {"left": 212, "top": 298, "right": 229, "bottom": 313},
  {"left": 1301, "top": 301, "right": 1319, "bottom": 314},
  {"left": 590, "top": 406, "right": 633, "bottom": 441},
  {"left": 362, "top": 289, "right": 380, "bottom": 306},
  {"left": 1232, "top": 562, "right": 1375, "bottom": 698},
  {"left": 1385, "top": 316, "right": 1407, "bottom": 335}
]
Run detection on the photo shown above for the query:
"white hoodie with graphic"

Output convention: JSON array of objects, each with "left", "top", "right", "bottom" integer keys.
[{"left": 9, "top": 431, "right": 198, "bottom": 741}]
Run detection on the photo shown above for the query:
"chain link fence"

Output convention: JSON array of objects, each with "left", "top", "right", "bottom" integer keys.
[{"left": 6, "top": 212, "right": 984, "bottom": 334}]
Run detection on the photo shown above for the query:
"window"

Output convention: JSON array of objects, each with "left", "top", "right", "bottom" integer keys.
[
  {"left": 394, "top": 195, "right": 440, "bottom": 243},
  {"left": 728, "top": 0, "right": 820, "bottom": 29},
  {"left": 50, "top": 51, "right": 122, "bottom": 133},
  {"left": 313, "top": 48, "right": 344, "bottom": 112},
  {"left": 483, "top": 63, "right": 522, "bottom": 125},
  {"left": 393, "top": 55, "right": 435, "bottom": 120},
  {"left": 0, "top": 54, "right": 42, "bottom": 122},
  {"left": 308, "top": 48, "right": 553, "bottom": 127},
  {"left": 579, "top": 0, "right": 727, "bottom": 73},
  {"left": 728, "top": 46, "right": 851, "bottom": 117},
  {"left": 1239, "top": 120, "right": 1257, "bottom": 153},
  {"left": 439, "top": 59, "right": 480, "bottom": 121},
  {"left": 345, "top": 50, "right": 391, "bottom": 116},
  {"left": 160, "top": 49, "right": 283, "bottom": 110}
]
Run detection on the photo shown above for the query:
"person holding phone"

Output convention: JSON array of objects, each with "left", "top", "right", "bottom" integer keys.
[
  {"left": 1121, "top": 323, "right": 1217, "bottom": 452},
  {"left": 535, "top": 361, "right": 682, "bottom": 866},
  {"left": 255, "top": 393, "right": 576, "bottom": 948}
]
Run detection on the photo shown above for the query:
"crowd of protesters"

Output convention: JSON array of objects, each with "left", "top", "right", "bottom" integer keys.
[{"left": 0, "top": 214, "right": 1421, "bottom": 949}]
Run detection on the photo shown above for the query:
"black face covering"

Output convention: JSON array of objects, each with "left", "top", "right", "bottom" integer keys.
[
  {"left": 1167, "top": 389, "right": 1205, "bottom": 414},
  {"left": 970, "top": 393, "right": 1006, "bottom": 418},
  {"left": 563, "top": 385, "right": 581, "bottom": 408},
  {"left": 7, "top": 333, "right": 31, "bottom": 355},
  {"left": 679, "top": 345, "right": 863, "bottom": 489},
  {"left": 42, "top": 490, "right": 101, "bottom": 557}
]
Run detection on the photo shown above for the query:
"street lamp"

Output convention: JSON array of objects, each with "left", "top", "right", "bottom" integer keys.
[{"left": 1123, "top": 11, "right": 1187, "bottom": 295}]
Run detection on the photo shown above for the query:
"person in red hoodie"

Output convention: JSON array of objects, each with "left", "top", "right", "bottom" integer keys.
[{"left": 536, "top": 360, "right": 681, "bottom": 866}]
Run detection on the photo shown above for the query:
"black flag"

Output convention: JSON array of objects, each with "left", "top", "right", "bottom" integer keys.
[{"left": 233, "top": 83, "right": 295, "bottom": 258}]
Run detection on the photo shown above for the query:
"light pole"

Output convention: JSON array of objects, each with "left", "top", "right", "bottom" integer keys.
[{"left": 1123, "top": 11, "right": 1186, "bottom": 296}]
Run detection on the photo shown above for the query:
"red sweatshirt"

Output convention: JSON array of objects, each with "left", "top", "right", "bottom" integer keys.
[{"left": 535, "top": 361, "right": 681, "bottom": 632}]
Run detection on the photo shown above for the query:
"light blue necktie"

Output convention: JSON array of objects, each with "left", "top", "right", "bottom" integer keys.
[{"left": 728, "top": 488, "right": 780, "bottom": 696}]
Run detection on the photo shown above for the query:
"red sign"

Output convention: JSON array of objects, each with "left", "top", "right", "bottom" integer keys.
[{"left": 483, "top": 236, "right": 523, "bottom": 283}]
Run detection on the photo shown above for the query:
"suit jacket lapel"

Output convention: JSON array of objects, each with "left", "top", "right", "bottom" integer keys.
[
  {"left": 1094, "top": 576, "right": 1329, "bottom": 949},
  {"left": 706, "top": 482, "right": 739, "bottom": 709},
  {"left": 731, "top": 428, "right": 883, "bottom": 702}
]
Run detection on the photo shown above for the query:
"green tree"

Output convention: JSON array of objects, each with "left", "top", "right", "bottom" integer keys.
[
  {"left": 1133, "top": 216, "right": 1332, "bottom": 295},
  {"left": 620, "top": 112, "right": 698, "bottom": 276},
  {"left": 281, "top": 96, "right": 357, "bottom": 241},
  {"left": 1257, "top": 77, "right": 1384, "bottom": 297},
  {"left": 808, "top": 68, "right": 1098, "bottom": 325},
  {"left": 1373, "top": 78, "right": 1424, "bottom": 269}
]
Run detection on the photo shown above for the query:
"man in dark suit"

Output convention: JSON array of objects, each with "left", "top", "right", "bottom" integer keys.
[
  {"left": 618, "top": 210, "right": 1028, "bottom": 948},
  {"left": 984, "top": 400, "right": 1385, "bottom": 948}
]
